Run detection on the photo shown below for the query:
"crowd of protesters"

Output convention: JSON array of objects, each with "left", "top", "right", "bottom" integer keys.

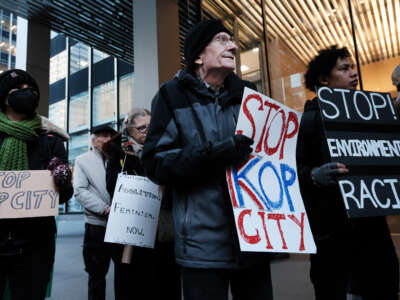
[{"left": 0, "top": 18, "right": 399, "bottom": 300}]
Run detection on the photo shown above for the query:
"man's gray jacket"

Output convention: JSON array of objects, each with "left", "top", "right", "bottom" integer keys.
[
  {"left": 73, "top": 148, "right": 110, "bottom": 227},
  {"left": 142, "top": 68, "right": 267, "bottom": 269}
]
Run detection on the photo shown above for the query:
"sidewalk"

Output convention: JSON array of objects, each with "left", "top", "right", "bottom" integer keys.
[{"left": 49, "top": 214, "right": 400, "bottom": 300}]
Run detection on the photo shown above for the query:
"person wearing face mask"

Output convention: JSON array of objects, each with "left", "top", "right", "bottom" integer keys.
[
  {"left": 0, "top": 69, "right": 73, "bottom": 300},
  {"left": 103, "top": 108, "right": 180, "bottom": 300}
]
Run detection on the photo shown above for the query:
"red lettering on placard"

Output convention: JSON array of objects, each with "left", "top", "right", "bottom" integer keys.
[
  {"left": 226, "top": 169, "right": 239, "bottom": 208},
  {"left": 255, "top": 100, "right": 280, "bottom": 153},
  {"left": 238, "top": 209, "right": 261, "bottom": 244},
  {"left": 288, "top": 212, "right": 305, "bottom": 251},
  {"left": 257, "top": 211, "right": 273, "bottom": 249},
  {"left": 279, "top": 111, "right": 299, "bottom": 159},
  {"left": 268, "top": 213, "right": 288, "bottom": 249},
  {"left": 238, "top": 181, "right": 264, "bottom": 210},
  {"left": 264, "top": 109, "right": 286, "bottom": 156},
  {"left": 243, "top": 94, "right": 264, "bottom": 140}
]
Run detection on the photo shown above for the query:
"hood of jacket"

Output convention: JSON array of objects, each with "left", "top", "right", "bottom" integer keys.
[
  {"left": 304, "top": 97, "right": 319, "bottom": 113},
  {"left": 176, "top": 68, "right": 252, "bottom": 107},
  {"left": 40, "top": 115, "right": 69, "bottom": 141}
]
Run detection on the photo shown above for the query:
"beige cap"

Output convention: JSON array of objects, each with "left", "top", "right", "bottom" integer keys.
[{"left": 392, "top": 64, "right": 400, "bottom": 86}]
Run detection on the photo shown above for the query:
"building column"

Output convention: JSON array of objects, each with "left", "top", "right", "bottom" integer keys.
[
  {"left": 133, "top": 0, "right": 180, "bottom": 110},
  {"left": 16, "top": 18, "right": 50, "bottom": 117}
]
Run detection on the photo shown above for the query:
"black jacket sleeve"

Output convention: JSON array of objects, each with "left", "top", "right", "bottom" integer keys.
[{"left": 142, "top": 88, "right": 212, "bottom": 186}]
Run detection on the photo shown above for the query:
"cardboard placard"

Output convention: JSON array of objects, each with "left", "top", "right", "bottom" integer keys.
[
  {"left": 0, "top": 170, "right": 59, "bottom": 219},
  {"left": 227, "top": 88, "right": 316, "bottom": 253},
  {"left": 104, "top": 174, "right": 162, "bottom": 248},
  {"left": 317, "top": 86, "right": 400, "bottom": 217}
]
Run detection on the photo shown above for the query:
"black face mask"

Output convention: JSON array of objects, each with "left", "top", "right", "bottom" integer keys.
[{"left": 7, "top": 88, "right": 39, "bottom": 115}]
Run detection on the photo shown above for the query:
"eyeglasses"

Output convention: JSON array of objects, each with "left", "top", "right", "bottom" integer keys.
[
  {"left": 132, "top": 124, "right": 149, "bottom": 133},
  {"left": 212, "top": 34, "right": 235, "bottom": 46}
]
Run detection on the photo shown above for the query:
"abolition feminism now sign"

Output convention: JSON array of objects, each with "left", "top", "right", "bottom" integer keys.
[
  {"left": 227, "top": 88, "right": 316, "bottom": 253},
  {"left": 317, "top": 86, "right": 400, "bottom": 218},
  {"left": 105, "top": 174, "right": 162, "bottom": 248}
]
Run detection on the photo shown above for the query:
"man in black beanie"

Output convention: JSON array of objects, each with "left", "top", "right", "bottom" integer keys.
[{"left": 142, "top": 19, "right": 273, "bottom": 300}]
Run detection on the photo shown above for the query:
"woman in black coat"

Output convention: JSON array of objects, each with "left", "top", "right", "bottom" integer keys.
[
  {"left": 0, "top": 69, "right": 73, "bottom": 300},
  {"left": 103, "top": 108, "right": 180, "bottom": 300}
]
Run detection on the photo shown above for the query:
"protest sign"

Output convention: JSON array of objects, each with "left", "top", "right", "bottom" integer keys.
[
  {"left": 227, "top": 87, "right": 316, "bottom": 253},
  {"left": 317, "top": 86, "right": 400, "bottom": 217},
  {"left": 0, "top": 170, "right": 58, "bottom": 219},
  {"left": 104, "top": 174, "right": 162, "bottom": 248}
]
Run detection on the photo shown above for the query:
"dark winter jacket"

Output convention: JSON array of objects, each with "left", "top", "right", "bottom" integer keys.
[
  {"left": 0, "top": 117, "right": 73, "bottom": 255},
  {"left": 142, "top": 68, "right": 268, "bottom": 269}
]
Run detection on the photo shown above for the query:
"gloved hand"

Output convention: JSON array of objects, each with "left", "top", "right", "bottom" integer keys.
[
  {"left": 47, "top": 157, "right": 72, "bottom": 189},
  {"left": 209, "top": 134, "right": 253, "bottom": 168},
  {"left": 311, "top": 162, "right": 348, "bottom": 186}
]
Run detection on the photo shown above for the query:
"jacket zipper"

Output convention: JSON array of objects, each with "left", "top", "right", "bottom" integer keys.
[{"left": 182, "top": 196, "right": 189, "bottom": 254}]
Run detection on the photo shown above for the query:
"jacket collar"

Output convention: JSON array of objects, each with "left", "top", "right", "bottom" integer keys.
[
  {"left": 39, "top": 115, "right": 69, "bottom": 141},
  {"left": 176, "top": 68, "right": 246, "bottom": 107}
]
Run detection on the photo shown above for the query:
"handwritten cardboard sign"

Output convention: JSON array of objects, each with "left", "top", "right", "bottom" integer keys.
[
  {"left": 317, "top": 87, "right": 400, "bottom": 217},
  {"left": 227, "top": 88, "right": 316, "bottom": 253},
  {"left": 0, "top": 170, "right": 58, "bottom": 219},
  {"left": 104, "top": 174, "right": 162, "bottom": 248}
]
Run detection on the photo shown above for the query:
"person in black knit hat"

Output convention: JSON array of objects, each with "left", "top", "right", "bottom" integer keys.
[
  {"left": 0, "top": 69, "right": 73, "bottom": 300},
  {"left": 142, "top": 19, "right": 273, "bottom": 300}
]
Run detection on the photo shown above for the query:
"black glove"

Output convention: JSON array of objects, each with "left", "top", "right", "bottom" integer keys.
[
  {"left": 209, "top": 134, "right": 253, "bottom": 168},
  {"left": 311, "top": 162, "right": 343, "bottom": 186}
]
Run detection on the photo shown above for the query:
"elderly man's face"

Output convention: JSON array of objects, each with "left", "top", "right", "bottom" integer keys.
[
  {"left": 196, "top": 32, "right": 237, "bottom": 73},
  {"left": 92, "top": 132, "right": 113, "bottom": 151}
]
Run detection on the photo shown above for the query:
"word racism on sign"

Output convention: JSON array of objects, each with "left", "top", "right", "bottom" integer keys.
[
  {"left": 0, "top": 170, "right": 58, "bottom": 219},
  {"left": 227, "top": 88, "right": 316, "bottom": 253},
  {"left": 104, "top": 174, "right": 162, "bottom": 248},
  {"left": 317, "top": 87, "right": 400, "bottom": 218}
]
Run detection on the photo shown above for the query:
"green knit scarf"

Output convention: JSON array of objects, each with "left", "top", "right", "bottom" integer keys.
[{"left": 0, "top": 111, "right": 42, "bottom": 170}]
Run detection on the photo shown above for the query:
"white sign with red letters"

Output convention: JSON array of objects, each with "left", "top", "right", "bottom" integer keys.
[{"left": 226, "top": 88, "right": 316, "bottom": 253}]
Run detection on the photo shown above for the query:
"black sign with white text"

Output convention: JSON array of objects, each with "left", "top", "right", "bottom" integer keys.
[{"left": 317, "top": 87, "right": 400, "bottom": 218}]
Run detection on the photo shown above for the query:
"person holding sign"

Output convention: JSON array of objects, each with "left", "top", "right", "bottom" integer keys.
[
  {"left": 73, "top": 125, "right": 131, "bottom": 300},
  {"left": 103, "top": 108, "right": 180, "bottom": 300},
  {"left": 297, "top": 46, "right": 399, "bottom": 299},
  {"left": 142, "top": 19, "right": 273, "bottom": 300},
  {"left": 0, "top": 69, "right": 73, "bottom": 300}
]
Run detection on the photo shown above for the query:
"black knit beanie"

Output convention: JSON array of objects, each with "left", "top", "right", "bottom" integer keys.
[
  {"left": 0, "top": 69, "right": 40, "bottom": 110},
  {"left": 184, "top": 19, "right": 230, "bottom": 69}
]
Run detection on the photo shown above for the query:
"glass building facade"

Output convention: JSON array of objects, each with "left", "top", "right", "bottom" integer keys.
[
  {"left": 0, "top": 9, "right": 17, "bottom": 73},
  {"left": 48, "top": 31, "right": 133, "bottom": 213}
]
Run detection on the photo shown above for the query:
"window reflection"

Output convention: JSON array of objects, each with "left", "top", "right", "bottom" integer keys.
[
  {"left": 49, "top": 99, "right": 66, "bottom": 130},
  {"left": 69, "top": 91, "right": 89, "bottom": 132},
  {"left": 49, "top": 50, "right": 67, "bottom": 84},
  {"left": 70, "top": 41, "right": 89, "bottom": 75},
  {"left": 93, "top": 49, "right": 110, "bottom": 64},
  {"left": 119, "top": 73, "right": 134, "bottom": 119},
  {"left": 93, "top": 81, "right": 115, "bottom": 126}
]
